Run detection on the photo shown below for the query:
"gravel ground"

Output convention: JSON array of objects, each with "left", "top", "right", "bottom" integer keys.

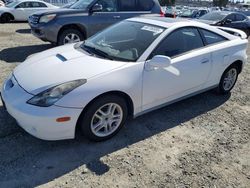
[{"left": 0, "top": 23, "right": 249, "bottom": 188}]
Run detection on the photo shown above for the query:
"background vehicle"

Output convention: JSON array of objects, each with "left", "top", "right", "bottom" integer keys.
[
  {"left": 178, "top": 8, "right": 209, "bottom": 19},
  {"left": 0, "top": 0, "right": 58, "bottom": 22},
  {"left": 0, "top": 0, "right": 5, "bottom": 7},
  {"left": 1, "top": 17, "right": 247, "bottom": 141},
  {"left": 28, "top": 0, "right": 162, "bottom": 45},
  {"left": 198, "top": 11, "right": 250, "bottom": 37}
]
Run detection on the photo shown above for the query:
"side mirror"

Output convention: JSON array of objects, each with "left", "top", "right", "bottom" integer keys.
[
  {"left": 91, "top": 4, "right": 103, "bottom": 13},
  {"left": 225, "top": 19, "right": 232, "bottom": 24},
  {"left": 146, "top": 55, "right": 171, "bottom": 71}
]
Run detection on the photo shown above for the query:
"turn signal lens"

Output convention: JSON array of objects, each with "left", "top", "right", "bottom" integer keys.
[{"left": 56, "top": 117, "right": 71, "bottom": 122}]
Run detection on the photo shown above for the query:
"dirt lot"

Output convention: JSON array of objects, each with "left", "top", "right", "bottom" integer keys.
[{"left": 0, "top": 23, "right": 249, "bottom": 188}]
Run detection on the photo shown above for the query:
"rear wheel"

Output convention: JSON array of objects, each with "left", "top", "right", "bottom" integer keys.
[
  {"left": 1, "top": 13, "right": 12, "bottom": 23},
  {"left": 217, "top": 65, "right": 239, "bottom": 94},
  {"left": 80, "top": 95, "right": 128, "bottom": 141},
  {"left": 58, "top": 28, "right": 84, "bottom": 46}
]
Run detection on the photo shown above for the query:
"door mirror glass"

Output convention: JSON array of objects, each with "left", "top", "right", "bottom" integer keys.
[
  {"left": 146, "top": 55, "right": 171, "bottom": 70},
  {"left": 91, "top": 4, "right": 103, "bottom": 12}
]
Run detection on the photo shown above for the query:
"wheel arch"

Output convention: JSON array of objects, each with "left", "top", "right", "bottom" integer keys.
[
  {"left": 57, "top": 24, "right": 87, "bottom": 43},
  {"left": 1, "top": 12, "right": 15, "bottom": 20},
  {"left": 227, "top": 60, "right": 243, "bottom": 74},
  {"left": 75, "top": 90, "right": 134, "bottom": 136}
]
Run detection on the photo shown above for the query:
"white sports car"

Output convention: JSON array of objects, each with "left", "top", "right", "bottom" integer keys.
[
  {"left": 1, "top": 17, "right": 248, "bottom": 141},
  {"left": 0, "top": 0, "right": 58, "bottom": 22}
]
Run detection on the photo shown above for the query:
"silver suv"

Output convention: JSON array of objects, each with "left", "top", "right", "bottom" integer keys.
[{"left": 28, "top": 0, "right": 163, "bottom": 45}]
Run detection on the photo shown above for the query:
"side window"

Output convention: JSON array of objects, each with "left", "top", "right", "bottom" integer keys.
[
  {"left": 119, "top": 0, "right": 136, "bottom": 11},
  {"left": 150, "top": 27, "right": 204, "bottom": 58},
  {"left": 137, "top": 0, "right": 154, "bottom": 11},
  {"left": 226, "top": 14, "right": 236, "bottom": 21},
  {"left": 200, "top": 29, "right": 227, "bottom": 45},
  {"left": 16, "top": 2, "right": 26, "bottom": 8},
  {"left": 38, "top": 2, "right": 47, "bottom": 7},
  {"left": 95, "top": 0, "right": 117, "bottom": 12},
  {"left": 31, "top": 2, "right": 41, "bottom": 7},
  {"left": 235, "top": 14, "right": 246, "bottom": 21}
]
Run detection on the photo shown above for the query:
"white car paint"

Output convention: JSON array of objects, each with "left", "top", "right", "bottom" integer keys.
[
  {"left": 0, "top": 0, "right": 58, "bottom": 21},
  {"left": 1, "top": 17, "right": 248, "bottom": 140}
]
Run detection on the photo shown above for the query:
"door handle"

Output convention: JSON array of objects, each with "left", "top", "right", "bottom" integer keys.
[
  {"left": 201, "top": 59, "right": 209, "bottom": 64},
  {"left": 113, "top": 16, "right": 121, "bottom": 19}
]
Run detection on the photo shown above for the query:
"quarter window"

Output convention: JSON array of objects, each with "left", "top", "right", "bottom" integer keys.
[
  {"left": 119, "top": 0, "right": 136, "bottom": 11},
  {"left": 150, "top": 27, "right": 204, "bottom": 58},
  {"left": 200, "top": 29, "right": 227, "bottom": 45}
]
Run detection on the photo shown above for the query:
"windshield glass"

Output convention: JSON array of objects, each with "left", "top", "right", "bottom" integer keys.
[
  {"left": 70, "top": 0, "right": 94, "bottom": 10},
  {"left": 5, "top": 1, "right": 19, "bottom": 8},
  {"left": 180, "top": 10, "right": 196, "bottom": 17},
  {"left": 81, "top": 21, "right": 165, "bottom": 62},
  {"left": 199, "top": 12, "right": 227, "bottom": 21}
]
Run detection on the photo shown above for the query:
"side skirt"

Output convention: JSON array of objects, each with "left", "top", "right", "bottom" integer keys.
[{"left": 134, "top": 84, "right": 218, "bottom": 118}]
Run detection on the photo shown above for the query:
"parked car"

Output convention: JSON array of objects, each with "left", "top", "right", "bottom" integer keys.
[
  {"left": 198, "top": 11, "right": 250, "bottom": 37},
  {"left": 0, "top": 0, "right": 5, "bottom": 7},
  {"left": 178, "top": 8, "right": 209, "bottom": 19},
  {"left": 0, "top": 0, "right": 58, "bottom": 22},
  {"left": 28, "top": 0, "right": 163, "bottom": 45},
  {"left": 1, "top": 17, "right": 248, "bottom": 141}
]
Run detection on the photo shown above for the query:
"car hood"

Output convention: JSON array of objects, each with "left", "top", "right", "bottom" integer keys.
[
  {"left": 32, "top": 8, "right": 88, "bottom": 16},
  {"left": 14, "top": 44, "right": 127, "bottom": 95},
  {"left": 197, "top": 19, "right": 218, "bottom": 25}
]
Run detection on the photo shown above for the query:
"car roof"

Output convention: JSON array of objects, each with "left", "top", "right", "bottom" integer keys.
[
  {"left": 128, "top": 17, "right": 204, "bottom": 28},
  {"left": 127, "top": 16, "right": 242, "bottom": 40},
  {"left": 16, "top": 0, "right": 46, "bottom": 2}
]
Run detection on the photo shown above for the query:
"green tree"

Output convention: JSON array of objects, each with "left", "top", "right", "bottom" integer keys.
[
  {"left": 213, "top": 0, "right": 229, "bottom": 7},
  {"left": 159, "top": 0, "right": 175, "bottom": 6}
]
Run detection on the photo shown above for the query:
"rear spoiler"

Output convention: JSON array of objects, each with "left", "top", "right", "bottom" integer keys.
[{"left": 217, "top": 27, "right": 247, "bottom": 39}]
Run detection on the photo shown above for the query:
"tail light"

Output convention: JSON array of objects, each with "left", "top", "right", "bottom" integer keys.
[{"left": 160, "top": 8, "right": 165, "bottom": 17}]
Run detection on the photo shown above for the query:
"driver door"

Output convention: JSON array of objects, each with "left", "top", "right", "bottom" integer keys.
[
  {"left": 142, "top": 27, "right": 212, "bottom": 111},
  {"left": 88, "top": 0, "right": 121, "bottom": 37}
]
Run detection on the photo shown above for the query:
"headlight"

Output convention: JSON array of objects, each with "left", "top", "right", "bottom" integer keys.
[
  {"left": 27, "top": 79, "right": 87, "bottom": 107},
  {"left": 39, "top": 14, "right": 56, "bottom": 23}
]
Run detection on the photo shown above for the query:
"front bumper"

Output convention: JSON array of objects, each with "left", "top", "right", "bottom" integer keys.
[
  {"left": 1, "top": 76, "right": 83, "bottom": 141},
  {"left": 29, "top": 21, "right": 59, "bottom": 44}
]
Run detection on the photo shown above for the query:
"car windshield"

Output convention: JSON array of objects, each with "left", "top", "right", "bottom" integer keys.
[
  {"left": 69, "top": 0, "right": 94, "bottom": 10},
  {"left": 199, "top": 12, "right": 227, "bottom": 21},
  {"left": 5, "top": 1, "right": 19, "bottom": 8},
  {"left": 81, "top": 21, "right": 165, "bottom": 62},
  {"left": 180, "top": 9, "right": 197, "bottom": 17}
]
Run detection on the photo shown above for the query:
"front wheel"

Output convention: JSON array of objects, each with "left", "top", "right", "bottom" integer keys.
[
  {"left": 58, "top": 28, "right": 84, "bottom": 46},
  {"left": 1, "top": 13, "right": 11, "bottom": 23},
  {"left": 80, "top": 95, "right": 128, "bottom": 141},
  {"left": 217, "top": 65, "right": 239, "bottom": 94}
]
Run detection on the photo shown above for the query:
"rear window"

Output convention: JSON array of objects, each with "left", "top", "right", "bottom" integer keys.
[
  {"left": 119, "top": 0, "right": 136, "bottom": 11},
  {"left": 137, "top": 0, "right": 154, "bottom": 11}
]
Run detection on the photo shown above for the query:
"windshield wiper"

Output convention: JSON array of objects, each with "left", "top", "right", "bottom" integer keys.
[{"left": 83, "top": 44, "right": 113, "bottom": 60}]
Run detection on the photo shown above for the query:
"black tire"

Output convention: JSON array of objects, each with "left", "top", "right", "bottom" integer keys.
[
  {"left": 80, "top": 95, "right": 128, "bottom": 142},
  {"left": 217, "top": 64, "right": 239, "bottom": 94},
  {"left": 1, "top": 13, "right": 12, "bottom": 23},
  {"left": 57, "top": 28, "right": 84, "bottom": 46},
  {"left": 243, "top": 29, "right": 250, "bottom": 38}
]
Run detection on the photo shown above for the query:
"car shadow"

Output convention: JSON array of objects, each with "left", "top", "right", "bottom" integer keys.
[
  {"left": 16, "top": 29, "right": 31, "bottom": 34},
  {"left": 0, "top": 91, "right": 231, "bottom": 187},
  {"left": 0, "top": 44, "right": 52, "bottom": 63}
]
